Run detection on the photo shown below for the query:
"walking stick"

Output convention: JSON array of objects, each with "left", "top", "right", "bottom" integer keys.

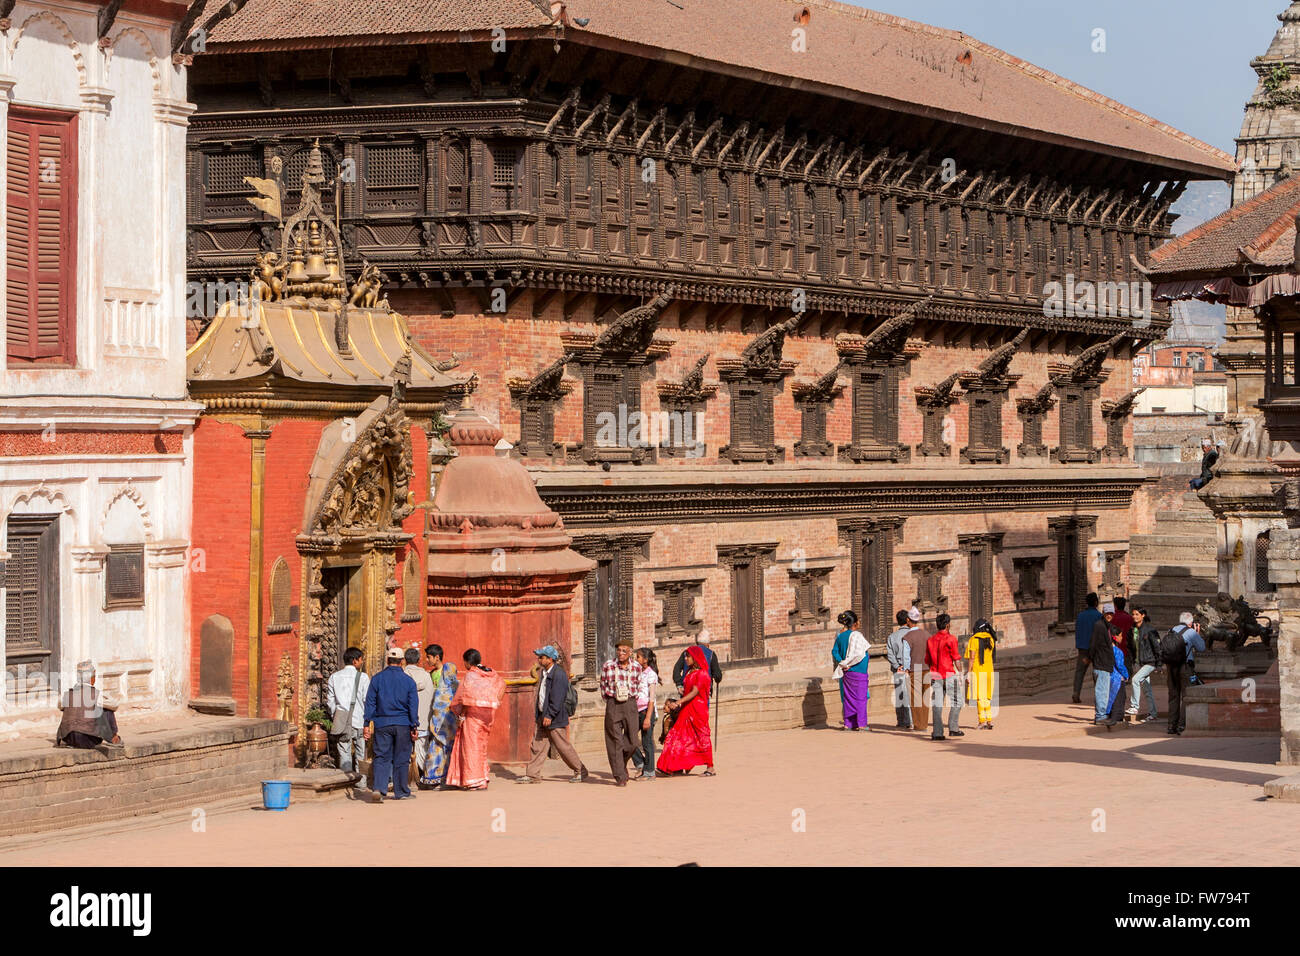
[{"left": 712, "top": 682, "right": 720, "bottom": 753}]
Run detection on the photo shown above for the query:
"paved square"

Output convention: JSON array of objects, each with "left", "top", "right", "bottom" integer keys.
[{"left": 2, "top": 694, "right": 1295, "bottom": 867}]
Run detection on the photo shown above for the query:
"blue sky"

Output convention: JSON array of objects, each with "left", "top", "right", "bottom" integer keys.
[
  {"left": 856, "top": 0, "right": 1281, "bottom": 155},
  {"left": 855, "top": 0, "right": 1288, "bottom": 335}
]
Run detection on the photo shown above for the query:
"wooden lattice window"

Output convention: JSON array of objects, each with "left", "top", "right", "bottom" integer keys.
[
  {"left": 840, "top": 365, "right": 908, "bottom": 463},
  {"left": 7, "top": 107, "right": 78, "bottom": 367},
  {"left": 1054, "top": 386, "right": 1098, "bottom": 463},
  {"left": 202, "top": 148, "right": 258, "bottom": 219},
  {"left": 962, "top": 391, "right": 1008, "bottom": 463},
  {"left": 788, "top": 567, "right": 832, "bottom": 630},
  {"left": 443, "top": 141, "right": 467, "bottom": 212},
  {"left": 488, "top": 143, "right": 522, "bottom": 210},
  {"left": 105, "top": 544, "right": 145, "bottom": 610},
  {"left": 267, "top": 556, "right": 293, "bottom": 633},
  {"left": 402, "top": 551, "right": 423, "bottom": 621},
  {"left": 959, "top": 533, "right": 1004, "bottom": 627},
  {"left": 363, "top": 142, "right": 422, "bottom": 213}
]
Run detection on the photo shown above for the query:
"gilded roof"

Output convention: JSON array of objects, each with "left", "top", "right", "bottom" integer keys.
[
  {"left": 187, "top": 300, "right": 465, "bottom": 392},
  {"left": 194, "top": 0, "right": 1234, "bottom": 178}
]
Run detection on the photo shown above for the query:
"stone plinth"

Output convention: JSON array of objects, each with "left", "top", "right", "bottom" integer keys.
[
  {"left": 1195, "top": 647, "right": 1274, "bottom": 680},
  {"left": 1267, "top": 527, "right": 1300, "bottom": 763},
  {"left": 426, "top": 407, "right": 594, "bottom": 764}
]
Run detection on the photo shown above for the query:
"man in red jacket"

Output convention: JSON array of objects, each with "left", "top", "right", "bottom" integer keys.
[{"left": 925, "top": 613, "right": 965, "bottom": 740}]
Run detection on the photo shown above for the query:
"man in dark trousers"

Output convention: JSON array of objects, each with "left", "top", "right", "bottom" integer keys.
[
  {"left": 518, "top": 644, "right": 589, "bottom": 785},
  {"left": 363, "top": 646, "right": 419, "bottom": 803},
  {"left": 672, "top": 632, "right": 723, "bottom": 694},
  {"left": 601, "top": 638, "right": 643, "bottom": 787},
  {"left": 1166, "top": 611, "right": 1207, "bottom": 736},
  {"left": 1189, "top": 437, "right": 1219, "bottom": 491},
  {"left": 1072, "top": 592, "right": 1105, "bottom": 704},
  {"left": 1090, "top": 603, "right": 1117, "bottom": 725}
]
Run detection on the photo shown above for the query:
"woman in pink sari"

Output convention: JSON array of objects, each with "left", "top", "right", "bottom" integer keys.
[
  {"left": 445, "top": 648, "right": 506, "bottom": 790},
  {"left": 657, "top": 646, "right": 715, "bottom": 776}
]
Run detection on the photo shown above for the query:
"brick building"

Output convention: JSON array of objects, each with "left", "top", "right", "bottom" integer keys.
[
  {"left": 180, "top": 0, "right": 1235, "bottom": 690},
  {"left": 0, "top": 0, "right": 198, "bottom": 730}
]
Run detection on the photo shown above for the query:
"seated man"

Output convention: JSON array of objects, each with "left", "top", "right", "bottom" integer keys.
[{"left": 55, "top": 662, "right": 120, "bottom": 749}]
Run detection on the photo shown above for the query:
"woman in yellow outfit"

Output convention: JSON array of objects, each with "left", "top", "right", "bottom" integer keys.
[{"left": 965, "top": 619, "right": 997, "bottom": 730}]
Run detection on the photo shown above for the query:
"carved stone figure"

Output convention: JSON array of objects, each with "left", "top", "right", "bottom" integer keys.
[{"left": 1195, "top": 591, "right": 1277, "bottom": 652}]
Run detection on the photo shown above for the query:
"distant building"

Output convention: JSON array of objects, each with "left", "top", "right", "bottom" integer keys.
[{"left": 1131, "top": 341, "right": 1228, "bottom": 463}]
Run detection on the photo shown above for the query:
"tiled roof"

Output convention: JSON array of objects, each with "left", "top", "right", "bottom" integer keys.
[
  {"left": 198, "top": 0, "right": 1234, "bottom": 179},
  {"left": 1147, "top": 175, "right": 1300, "bottom": 277}
]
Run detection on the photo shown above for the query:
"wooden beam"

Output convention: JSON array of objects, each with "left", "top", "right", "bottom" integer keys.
[{"left": 532, "top": 288, "right": 561, "bottom": 319}]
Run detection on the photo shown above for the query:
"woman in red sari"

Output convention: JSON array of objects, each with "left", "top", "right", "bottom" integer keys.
[
  {"left": 657, "top": 646, "right": 715, "bottom": 776},
  {"left": 445, "top": 648, "right": 506, "bottom": 790}
]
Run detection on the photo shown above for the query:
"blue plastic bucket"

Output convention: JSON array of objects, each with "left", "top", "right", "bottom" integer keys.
[{"left": 261, "top": 780, "right": 291, "bottom": 811}]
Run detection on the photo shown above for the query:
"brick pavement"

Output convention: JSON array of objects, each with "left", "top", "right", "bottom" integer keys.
[{"left": 1, "top": 694, "right": 1296, "bottom": 866}]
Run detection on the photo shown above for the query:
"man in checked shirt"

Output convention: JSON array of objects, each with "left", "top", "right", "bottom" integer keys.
[{"left": 600, "top": 638, "right": 643, "bottom": 787}]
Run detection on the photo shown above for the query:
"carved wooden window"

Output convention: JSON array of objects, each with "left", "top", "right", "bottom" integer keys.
[
  {"left": 267, "top": 556, "right": 293, "bottom": 633},
  {"left": 488, "top": 144, "right": 521, "bottom": 210},
  {"left": 402, "top": 551, "right": 422, "bottom": 621},
  {"left": 917, "top": 405, "right": 951, "bottom": 458},
  {"left": 959, "top": 534, "right": 1003, "bottom": 627},
  {"left": 962, "top": 390, "right": 1009, "bottom": 464},
  {"left": 5, "top": 514, "right": 60, "bottom": 688},
  {"left": 572, "top": 534, "right": 651, "bottom": 689},
  {"left": 362, "top": 142, "right": 422, "bottom": 214},
  {"left": 1018, "top": 406, "right": 1048, "bottom": 458},
  {"left": 202, "top": 148, "right": 258, "bottom": 219},
  {"left": 654, "top": 579, "right": 704, "bottom": 644},
  {"left": 1054, "top": 386, "right": 1098, "bottom": 463},
  {"left": 840, "top": 366, "right": 907, "bottom": 463},
  {"left": 788, "top": 567, "right": 832, "bottom": 630},
  {"left": 1101, "top": 550, "right": 1127, "bottom": 594},
  {"left": 911, "top": 560, "right": 950, "bottom": 616},
  {"left": 721, "top": 379, "right": 780, "bottom": 463},
  {"left": 7, "top": 108, "right": 78, "bottom": 367},
  {"left": 1103, "top": 414, "right": 1127, "bottom": 458},
  {"left": 718, "top": 544, "right": 777, "bottom": 661},
  {"left": 105, "top": 544, "right": 145, "bottom": 610},
  {"left": 443, "top": 141, "right": 467, "bottom": 212},
  {"left": 582, "top": 364, "right": 647, "bottom": 464},
  {"left": 517, "top": 400, "right": 558, "bottom": 458},
  {"left": 794, "top": 400, "right": 831, "bottom": 457},
  {"left": 1013, "top": 556, "right": 1047, "bottom": 609},
  {"left": 1257, "top": 531, "right": 1276, "bottom": 593},
  {"left": 1048, "top": 516, "right": 1097, "bottom": 628},
  {"left": 839, "top": 519, "right": 902, "bottom": 644}
]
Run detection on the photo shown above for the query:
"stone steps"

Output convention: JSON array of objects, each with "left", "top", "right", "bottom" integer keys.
[
  {"left": 1148, "top": 517, "right": 1217, "bottom": 535},
  {"left": 1129, "top": 561, "right": 1220, "bottom": 580},
  {"left": 1131, "top": 534, "right": 1217, "bottom": 554}
]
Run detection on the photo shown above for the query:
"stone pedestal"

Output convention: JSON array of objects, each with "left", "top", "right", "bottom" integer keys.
[
  {"left": 425, "top": 407, "right": 594, "bottom": 765},
  {"left": 1267, "top": 528, "right": 1300, "bottom": 764}
]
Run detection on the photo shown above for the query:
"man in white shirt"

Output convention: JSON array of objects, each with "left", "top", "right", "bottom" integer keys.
[
  {"left": 326, "top": 647, "right": 371, "bottom": 792},
  {"left": 404, "top": 647, "right": 436, "bottom": 773}
]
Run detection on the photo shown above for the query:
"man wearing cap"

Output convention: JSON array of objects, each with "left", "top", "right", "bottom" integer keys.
[
  {"left": 55, "top": 661, "right": 120, "bottom": 749},
  {"left": 672, "top": 632, "right": 723, "bottom": 695},
  {"left": 885, "top": 609, "right": 915, "bottom": 729},
  {"left": 363, "top": 647, "right": 420, "bottom": 802},
  {"left": 902, "top": 607, "right": 930, "bottom": 733},
  {"left": 600, "top": 639, "right": 644, "bottom": 787},
  {"left": 1189, "top": 437, "right": 1219, "bottom": 491},
  {"left": 1089, "top": 603, "right": 1118, "bottom": 725},
  {"left": 519, "top": 644, "right": 589, "bottom": 785}
]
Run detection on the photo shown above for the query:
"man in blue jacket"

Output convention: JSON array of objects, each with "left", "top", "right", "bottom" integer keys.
[
  {"left": 518, "top": 644, "right": 589, "bottom": 785},
  {"left": 363, "top": 646, "right": 419, "bottom": 803},
  {"left": 1072, "top": 592, "right": 1105, "bottom": 704}
]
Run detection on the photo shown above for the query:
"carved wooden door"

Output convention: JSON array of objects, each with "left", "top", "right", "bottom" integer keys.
[
  {"left": 1057, "top": 529, "right": 1079, "bottom": 624},
  {"left": 588, "top": 559, "right": 616, "bottom": 673}
]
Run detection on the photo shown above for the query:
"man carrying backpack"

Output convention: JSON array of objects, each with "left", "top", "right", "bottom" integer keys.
[
  {"left": 518, "top": 644, "right": 589, "bottom": 784},
  {"left": 1162, "top": 612, "right": 1207, "bottom": 736}
]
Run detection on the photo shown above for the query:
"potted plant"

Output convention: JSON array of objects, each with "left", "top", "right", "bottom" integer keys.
[{"left": 304, "top": 707, "right": 332, "bottom": 760}]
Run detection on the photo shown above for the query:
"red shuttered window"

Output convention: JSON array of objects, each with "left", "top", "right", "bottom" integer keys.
[{"left": 6, "top": 107, "right": 77, "bottom": 367}]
